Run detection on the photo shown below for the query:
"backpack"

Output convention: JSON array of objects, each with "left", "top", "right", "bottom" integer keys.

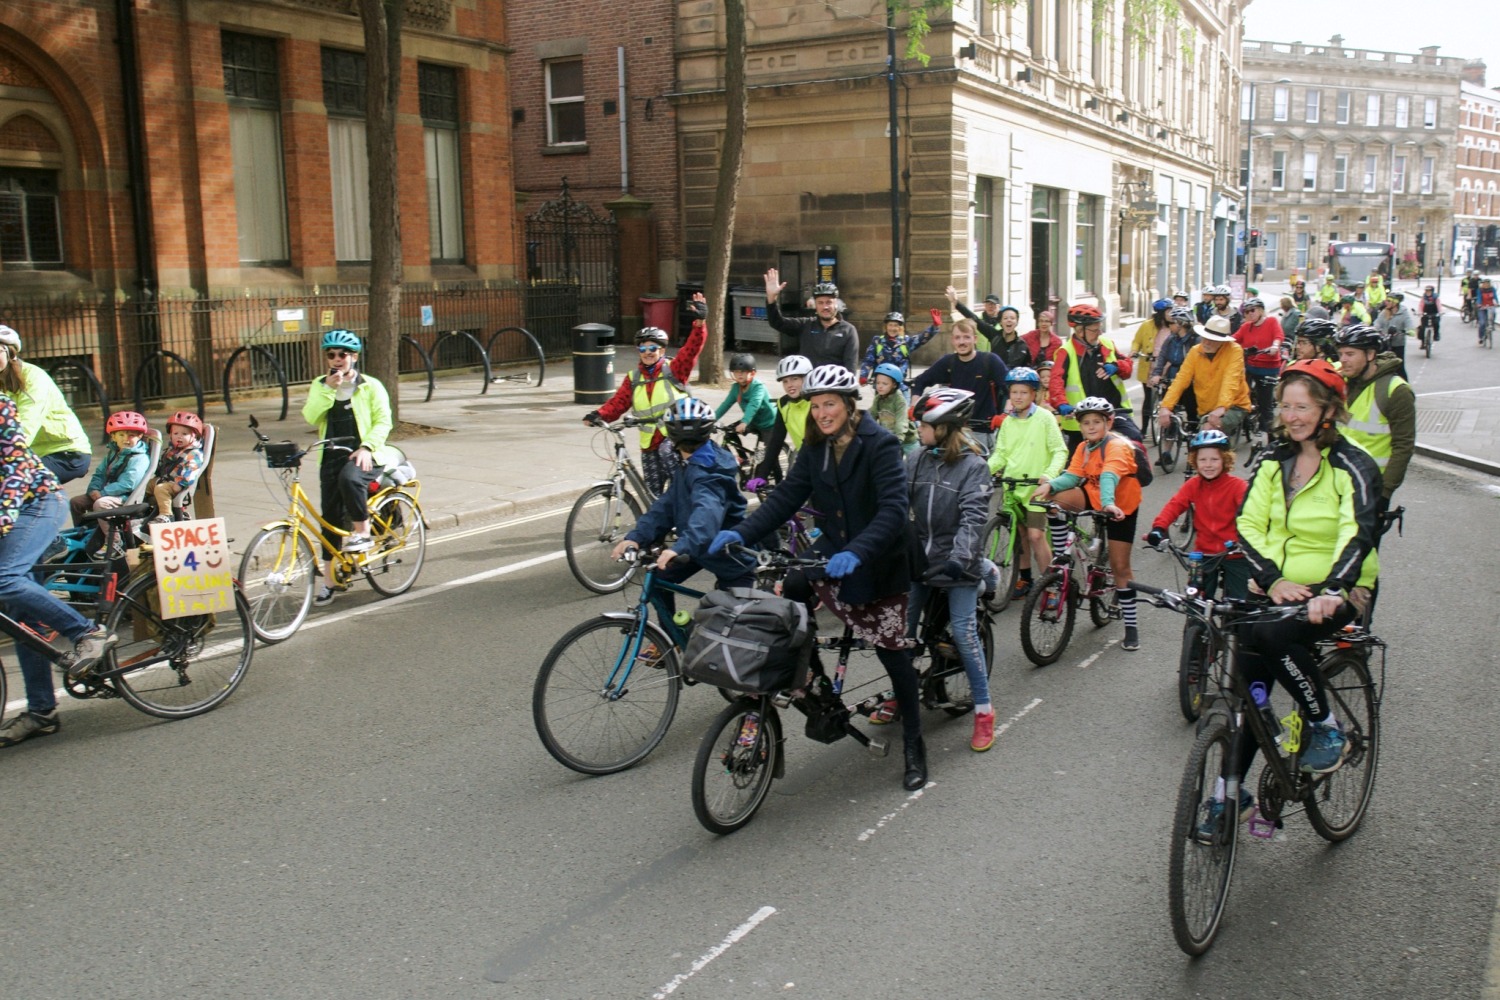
[
  {"left": 682, "top": 588, "right": 812, "bottom": 694},
  {"left": 1108, "top": 422, "right": 1153, "bottom": 487}
]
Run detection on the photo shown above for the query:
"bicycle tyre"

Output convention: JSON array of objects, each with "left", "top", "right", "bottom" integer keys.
[
  {"left": 981, "top": 512, "right": 1021, "bottom": 612},
  {"left": 939, "top": 612, "right": 996, "bottom": 717},
  {"left": 533, "top": 616, "right": 681, "bottom": 775},
  {"left": 1147, "top": 403, "right": 1162, "bottom": 446},
  {"left": 1171, "top": 505, "right": 1195, "bottom": 548},
  {"left": 1088, "top": 586, "right": 1115, "bottom": 629},
  {"left": 1020, "top": 569, "right": 1075, "bottom": 666},
  {"left": 1168, "top": 716, "right": 1239, "bottom": 956},
  {"left": 1177, "top": 621, "right": 1210, "bottom": 722},
  {"left": 1304, "top": 652, "right": 1380, "bottom": 842},
  {"left": 692, "top": 699, "right": 779, "bottom": 834},
  {"left": 1158, "top": 418, "right": 1181, "bottom": 474},
  {"left": 238, "top": 525, "right": 317, "bottom": 644},
  {"left": 564, "top": 484, "right": 643, "bottom": 595},
  {"left": 105, "top": 571, "right": 254, "bottom": 719},
  {"left": 364, "top": 491, "right": 426, "bottom": 597}
]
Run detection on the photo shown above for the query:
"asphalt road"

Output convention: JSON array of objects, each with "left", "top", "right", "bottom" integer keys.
[{"left": 1, "top": 457, "right": 1497, "bottom": 1000}]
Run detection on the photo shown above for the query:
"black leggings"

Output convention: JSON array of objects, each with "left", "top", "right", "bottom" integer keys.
[
  {"left": 319, "top": 458, "right": 377, "bottom": 552},
  {"left": 1246, "top": 371, "right": 1279, "bottom": 435}
]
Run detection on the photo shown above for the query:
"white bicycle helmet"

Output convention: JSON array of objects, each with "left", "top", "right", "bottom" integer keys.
[
  {"left": 1073, "top": 396, "right": 1115, "bottom": 418},
  {"left": 775, "top": 355, "right": 814, "bottom": 380},
  {"left": 0, "top": 325, "right": 22, "bottom": 352},
  {"left": 802, "top": 364, "right": 859, "bottom": 397},
  {"left": 914, "top": 386, "right": 975, "bottom": 425}
]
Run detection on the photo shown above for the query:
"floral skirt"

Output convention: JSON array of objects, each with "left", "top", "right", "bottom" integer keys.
[{"left": 811, "top": 581, "right": 913, "bottom": 651}]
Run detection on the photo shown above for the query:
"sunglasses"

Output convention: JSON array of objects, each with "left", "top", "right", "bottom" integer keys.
[
  {"left": 325, "top": 350, "right": 353, "bottom": 360},
  {"left": 637, "top": 344, "right": 663, "bottom": 354}
]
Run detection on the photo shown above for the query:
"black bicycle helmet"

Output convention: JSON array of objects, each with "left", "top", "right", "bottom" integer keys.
[
  {"left": 728, "top": 352, "right": 756, "bottom": 372},
  {"left": 1332, "top": 325, "right": 1385, "bottom": 352}
]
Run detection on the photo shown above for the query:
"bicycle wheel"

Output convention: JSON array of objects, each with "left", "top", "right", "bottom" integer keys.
[
  {"left": 1020, "top": 569, "right": 1075, "bottom": 666},
  {"left": 533, "top": 616, "right": 681, "bottom": 774},
  {"left": 1088, "top": 584, "right": 1116, "bottom": 629},
  {"left": 564, "top": 484, "right": 644, "bottom": 595},
  {"left": 105, "top": 571, "right": 253, "bottom": 719},
  {"left": 365, "top": 491, "right": 426, "bottom": 597},
  {"left": 1304, "top": 652, "right": 1380, "bottom": 842},
  {"left": 934, "top": 612, "right": 995, "bottom": 717},
  {"left": 1168, "top": 716, "right": 1239, "bottom": 956},
  {"left": 1158, "top": 418, "right": 1181, "bottom": 474},
  {"left": 1177, "top": 621, "right": 1210, "bottom": 722},
  {"left": 238, "top": 525, "right": 317, "bottom": 644},
  {"left": 981, "top": 513, "right": 1021, "bottom": 612},
  {"left": 1171, "top": 505, "right": 1195, "bottom": 547},
  {"left": 692, "top": 699, "right": 779, "bottom": 834},
  {"left": 1147, "top": 403, "right": 1162, "bottom": 446}
]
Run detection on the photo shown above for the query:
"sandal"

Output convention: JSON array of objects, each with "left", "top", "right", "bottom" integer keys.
[{"left": 868, "top": 698, "right": 901, "bottom": 725}]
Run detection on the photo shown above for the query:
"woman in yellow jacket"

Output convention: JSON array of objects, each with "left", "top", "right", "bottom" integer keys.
[{"left": 1129, "top": 299, "right": 1173, "bottom": 422}]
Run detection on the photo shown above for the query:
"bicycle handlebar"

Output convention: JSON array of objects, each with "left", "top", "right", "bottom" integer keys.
[
  {"left": 993, "top": 475, "right": 1042, "bottom": 487},
  {"left": 1133, "top": 580, "right": 1305, "bottom": 623}
]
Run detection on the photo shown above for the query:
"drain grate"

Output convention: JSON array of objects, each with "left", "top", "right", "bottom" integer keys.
[{"left": 1415, "top": 408, "right": 1461, "bottom": 434}]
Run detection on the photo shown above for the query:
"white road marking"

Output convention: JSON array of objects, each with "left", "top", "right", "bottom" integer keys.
[
  {"left": 651, "top": 905, "right": 777, "bottom": 999},
  {"left": 1076, "top": 637, "right": 1123, "bottom": 669},
  {"left": 1415, "top": 385, "right": 1500, "bottom": 397},
  {"left": 427, "top": 505, "right": 570, "bottom": 548}
]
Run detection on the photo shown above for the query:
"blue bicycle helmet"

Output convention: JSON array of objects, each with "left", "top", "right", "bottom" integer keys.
[
  {"left": 1152, "top": 298, "right": 1172, "bottom": 314},
  {"left": 322, "top": 329, "right": 362, "bottom": 352},
  {"left": 1188, "top": 429, "right": 1231, "bottom": 452},
  {"left": 872, "top": 362, "right": 905, "bottom": 385},
  {"left": 1005, "top": 366, "right": 1042, "bottom": 388}
]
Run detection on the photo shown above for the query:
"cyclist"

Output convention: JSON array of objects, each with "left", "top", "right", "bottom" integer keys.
[
  {"left": 149, "top": 411, "right": 208, "bottom": 523},
  {"left": 748, "top": 354, "right": 813, "bottom": 485},
  {"left": 950, "top": 288, "right": 1032, "bottom": 371},
  {"left": 1371, "top": 291, "right": 1413, "bottom": 378},
  {"left": 302, "top": 329, "right": 397, "bottom": 606},
  {"left": 1333, "top": 325, "right": 1415, "bottom": 515},
  {"left": 1477, "top": 277, "right": 1498, "bottom": 344},
  {"left": 0, "top": 392, "right": 117, "bottom": 748},
  {"left": 909, "top": 318, "right": 1009, "bottom": 452},
  {"left": 869, "top": 362, "right": 918, "bottom": 454},
  {"left": 1033, "top": 396, "right": 1143, "bottom": 649},
  {"left": 1317, "top": 275, "right": 1340, "bottom": 308},
  {"left": 611, "top": 397, "right": 756, "bottom": 614},
  {"left": 585, "top": 295, "right": 707, "bottom": 496},
  {"left": 714, "top": 353, "right": 776, "bottom": 440},
  {"left": 0, "top": 325, "right": 92, "bottom": 484},
  {"left": 1278, "top": 294, "right": 1302, "bottom": 342},
  {"left": 1021, "top": 308, "right": 1063, "bottom": 372},
  {"left": 1149, "top": 306, "right": 1200, "bottom": 389},
  {"left": 1131, "top": 298, "right": 1173, "bottom": 423},
  {"left": 1234, "top": 298, "right": 1283, "bottom": 441},
  {"left": 904, "top": 387, "right": 999, "bottom": 752},
  {"left": 987, "top": 367, "right": 1068, "bottom": 602},
  {"left": 1194, "top": 288, "right": 1216, "bottom": 326},
  {"left": 70, "top": 410, "right": 151, "bottom": 525},
  {"left": 1171, "top": 289, "right": 1192, "bottom": 311},
  {"left": 763, "top": 271, "right": 859, "bottom": 373},
  {"left": 1156, "top": 315, "right": 1250, "bottom": 442},
  {"left": 1290, "top": 278, "right": 1309, "bottom": 310},
  {"left": 710, "top": 365, "right": 929, "bottom": 791},
  {"left": 1048, "top": 303, "right": 1134, "bottom": 453},
  {"left": 1364, "top": 272, "right": 1387, "bottom": 310},
  {"left": 1232, "top": 359, "right": 1381, "bottom": 793},
  {"left": 858, "top": 309, "right": 940, "bottom": 388},
  {"left": 1419, "top": 285, "right": 1441, "bottom": 343},
  {"left": 1291, "top": 317, "right": 1340, "bottom": 363},
  {"left": 1338, "top": 293, "right": 1371, "bottom": 327},
  {"left": 1207, "top": 285, "right": 1241, "bottom": 335},
  {"left": 1144, "top": 429, "right": 1250, "bottom": 599}
]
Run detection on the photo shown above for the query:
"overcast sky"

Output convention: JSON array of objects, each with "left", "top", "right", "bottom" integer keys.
[{"left": 1242, "top": 1, "right": 1494, "bottom": 84}]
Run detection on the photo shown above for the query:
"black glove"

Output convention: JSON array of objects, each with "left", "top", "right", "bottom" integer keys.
[
  {"left": 1144, "top": 527, "right": 1168, "bottom": 548},
  {"left": 583, "top": 411, "right": 602, "bottom": 426},
  {"left": 684, "top": 299, "right": 706, "bottom": 320},
  {"left": 937, "top": 560, "right": 965, "bottom": 580}
]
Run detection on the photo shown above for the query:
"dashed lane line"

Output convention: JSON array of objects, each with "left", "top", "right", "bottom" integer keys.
[{"left": 651, "top": 905, "right": 778, "bottom": 999}]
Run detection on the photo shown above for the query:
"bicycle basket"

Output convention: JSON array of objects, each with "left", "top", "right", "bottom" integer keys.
[{"left": 264, "top": 442, "right": 300, "bottom": 468}]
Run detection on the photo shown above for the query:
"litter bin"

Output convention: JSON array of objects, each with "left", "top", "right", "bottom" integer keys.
[
  {"left": 731, "top": 287, "right": 778, "bottom": 348},
  {"left": 639, "top": 295, "right": 676, "bottom": 339},
  {"left": 572, "top": 323, "right": 616, "bottom": 406}
]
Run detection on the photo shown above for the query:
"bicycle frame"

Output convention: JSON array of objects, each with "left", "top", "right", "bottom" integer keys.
[{"left": 594, "top": 555, "right": 704, "bottom": 701}]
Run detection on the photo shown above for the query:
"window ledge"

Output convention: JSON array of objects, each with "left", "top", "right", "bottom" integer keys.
[{"left": 542, "top": 143, "right": 589, "bottom": 156}]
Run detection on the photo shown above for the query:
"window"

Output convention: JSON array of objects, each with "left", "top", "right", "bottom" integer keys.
[
  {"left": 1363, "top": 155, "right": 1378, "bottom": 192},
  {"left": 1240, "top": 82, "right": 1253, "bottom": 121},
  {"left": 1424, "top": 97, "right": 1438, "bottom": 129},
  {"left": 1393, "top": 155, "right": 1407, "bottom": 193},
  {"left": 223, "top": 31, "right": 289, "bottom": 265},
  {"left": 1334, "top": 155, "right": 1348, "bottom": 191},
  {"left": 1296, "top": 232, "right": 1310, "bottom": 269},
  {"left": 972, "top": 177, "right": 993, "bottom": 291},
  {"left": 1263, "top": 232, "right": 1279, "bottom": 270},
  {"left": 1240, "top": 147, "right": 1249, "bottom": 189},
  {"left": 1271, "top": 150, "right": 1286, "bottom": 190},
  {"left": 1026, "top": 0, "right": 1038, "bottom": 52},
  {"left": 419, "top": 63, "right": 464, "bottom": 263},
  {"left": 546, "top": 59, "right": 585, "bottom": 145},
  {"left": 1273, "top": 86, "right": 1289, "bottom": 121},
  {"left": 0, "top": 168, "right": 63, "bottom": 268},
  {"left": 1336, "top": 90, "right": 1351, "bottom": 124},
  {"left": 1075, "top": 194, "right": 1099, "bottom": 292},
  {"left": 1396, "top": 96, "right": 1409, "bottom": 128},
  {"left": 1421, "top": 155, "right": 1435, "bottom": 194},
  {"left": 1054, "top": 0, "right": 1066, "bottom": 64},
  {"left": 1305, "top": 90, "right": 1320, "bottom": 123},
  {"left": 1366, "top": 93, "right": 1381, "bottom": 126},
  {"left": 1303, "top": 151, "right": 1318, "bottom": 191},
  {"left": 322, "top": 47, "right": 370, "bottom": 262}
]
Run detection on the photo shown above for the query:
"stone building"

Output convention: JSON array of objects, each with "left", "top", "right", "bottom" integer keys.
[
  {"left": 1455, "top": 63, "right": 1500, "bottom": 271},
  {"left": 671, "top": 0, "right": 1246, "bottom": 344},
  {"left": 1240, "top": 37, "right": 1463, "bottom": 283}
]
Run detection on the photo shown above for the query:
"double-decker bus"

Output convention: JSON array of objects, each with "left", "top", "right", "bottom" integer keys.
[{"left": 1326, "top": 241, "right": 1395, "bottom": 289}]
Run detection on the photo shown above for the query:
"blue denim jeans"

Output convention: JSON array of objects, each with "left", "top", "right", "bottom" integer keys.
[
  {"left": 1, "top": 492, "right": 94, "bottom": 713},
  {"left": 40, "top": 450, "right": 91, "bottom": 485},
  {"left": 908, "top": 581, "right": 991, "bottom": 709}
]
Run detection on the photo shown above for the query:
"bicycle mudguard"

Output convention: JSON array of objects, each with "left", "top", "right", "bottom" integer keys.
[{"left": 254, "top": 518, "right": 298, "bottom": 534}]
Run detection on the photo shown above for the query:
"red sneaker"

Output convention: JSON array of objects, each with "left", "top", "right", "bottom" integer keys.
[{"left": 971, "top": 710, "right": 996, "bottom": 752}]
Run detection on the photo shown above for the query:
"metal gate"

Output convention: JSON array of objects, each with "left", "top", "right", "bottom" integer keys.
[{"left": 524, "top": 178, "right": 619, "bottom": 331}]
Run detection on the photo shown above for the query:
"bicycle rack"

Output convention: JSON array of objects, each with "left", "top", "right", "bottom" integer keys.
[
  {"left": 37, "top": 358, "right": 111, "bottom": 426},
  {"left": 400, "top": 334, "right": 436, "bottom": 403},
  {"left": 430, "top": 330, "right": 493, "bottom": 395},
  {"left": 221, "top": 345, "right": 289, "bottom": 421},
  {"left": 132, "top": 349, "right": 204, "bottom": 417},
  {"left": 485, "top": 326, "right": 547, "bottom": 388}
]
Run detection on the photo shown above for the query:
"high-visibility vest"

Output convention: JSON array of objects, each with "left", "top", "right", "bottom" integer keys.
[
  {"left": 1341, "top": 373, "right": 1408, "bottom": 470},
  {"left": 1058, "top": 336, "right": 1129, "bottom": 431},
  {"left": 629, "top": 367, "right": 689, "bottom": 446},
  {"left": 779, "top": 396, "right": 811, "bottom": 450}
]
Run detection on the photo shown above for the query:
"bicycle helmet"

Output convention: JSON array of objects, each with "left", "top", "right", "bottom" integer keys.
[
  {"left": 1005, "top": 366, "right": 1042, "bottom": 388},
  {"left": 1340, "top": 293, "right": 1356, "bottom": 305},
  {"left": 0, "top": 325, "right": 20, "bottom": 352},
  {"left": 1296, "top": 317, "right": 1339, "bottom": 342},
  {"left": 1067, "top": 303, "right": 1102, "bottom": 325},
  {"left": 812, "top": 282, "right": 840, "bottom": 299},
  {"left": 662, "top": 397, "right": 717, "bottom": 444},
  {"left": 105, "top": 410, "right": 149, "bottom": 435},
  {"left": 1243, "top": 297, "right": 1265, "bottom": 311},
  {"left": 1170, "top": 289, "right": 1189, "bottom": 300},
  {"left": 883, "top": 311, "right": 905, "bottom": 325},
  {"left": 1210, "top": 284, "right": 1231, "bottom": 297},
  {"left": 913, "top": 386, "right": 975, "bottom": 426},
  {"left": 1387, "top": 291, "right": 1405, "bottom": 303},
  {"left": 872, "top": 362, "right": 906, "bottom": 385},
  {"left": 1073, "top": 396, "right": 1114, "bottom": 418},
  {"left": 1332, "top": 324, "right": 1385, "bottom": 351},
  {"left": 1188, "top": 429, "right": 1231, "bottom": 452},
  {"left": 1282, "top": 359, "right": 1347, "bottom": 400},
  {"left": 802, "top": 364, "right": 859, "bottom": 397},
  {"left": 1151, "top": 298, "right": 1172, "bottom": 314},
  {"left": 728, "top": 352, "right": 757, "bottom": 372},
  {"left": 322, "top": 329, "right": 362, "bottom": 352},
  {"left": 775, "top": 355, "right": 813, "bottom": 380},
  {"left": 166, "top": 410, "right": 205, "bottom": 437},
  {"left": 635, "top": 326, "right": 670, "bottom": 346},
  {"left": 1168, "top": 306, "right": 1196, "bottom": 326}
]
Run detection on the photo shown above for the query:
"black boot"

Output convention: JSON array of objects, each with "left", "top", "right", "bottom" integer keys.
[{"left": 903, "top": 736, "right": 928, "bottom": 791}]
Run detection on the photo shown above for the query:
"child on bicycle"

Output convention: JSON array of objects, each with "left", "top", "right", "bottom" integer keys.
[
  {"left": 986, "top": 367, "right": 1068, "bottom": 603},
  {"left": 148, "top": 411, "right": 207, "bottom": 524},
  {"left": 747, "top": 355, "right": 812, "bottom": 486},
  {"left": 611, "top": 397, "right": 756, "bottom": 612},
  {"left": 1032, "top": 396, "right": 1143, "bottom": 651},
  {"left": 1143, "top": 430, "right": 1249, "bottom": 599},
  {"left": 714, "top": 353, "right": 775, "bottom": 441},
  {"left": 869, "top": 362, "right": 918, "bottom": 455},
  {"left": 70, "top": 410, "right": 151, "bottom": 525},
  {"left": 859, "top": 309, "right": 941, "bottom": 389}
]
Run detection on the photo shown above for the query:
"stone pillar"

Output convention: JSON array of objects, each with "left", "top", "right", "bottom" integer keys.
[{"left": 606, "top": 194, "right": 657, "bottom": 341}]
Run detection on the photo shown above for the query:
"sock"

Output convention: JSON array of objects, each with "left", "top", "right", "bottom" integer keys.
[
  {"left": 975, "top": 703, "right": 992, "bottom": 716},
  {"left": 1117, "top": 588, "right": 1138, "bottom": 629},
  {"left": 1212, "top": 776, "right": 1226, "bottom": 801},
  {"left": 1048, "top": 517, "right": 1070, "bottom": 562},
  {"left": 1319, "top": 713, "right": 1339, "bottom": 729},
  {"left": 1020, "top": 567, "right": 1033, "bottom": 582}
]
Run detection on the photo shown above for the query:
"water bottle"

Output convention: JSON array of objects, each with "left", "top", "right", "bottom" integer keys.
[
  {"left": 1248, "top": 681, "right": 1284, "bottom": 748},
  {"left": 1186, "top": 552, "right": 1204, "bottom": 597}
]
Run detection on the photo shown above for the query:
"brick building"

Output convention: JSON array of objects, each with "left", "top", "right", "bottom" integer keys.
[
  {"left": 0, "top": 1, "right": 519, "bottom": 396},
  {"left": 1455, "top": 63, "right": 1500, "bottom": 271}
]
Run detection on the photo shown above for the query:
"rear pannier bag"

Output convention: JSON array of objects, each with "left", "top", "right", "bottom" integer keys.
[{"left": 682, "top": 587, "right": 811, "bottom": 694}]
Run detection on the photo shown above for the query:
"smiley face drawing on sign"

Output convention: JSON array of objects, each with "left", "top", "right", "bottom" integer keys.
[{"left": 149, "top": 517, "right": 234, "bottom": 619}]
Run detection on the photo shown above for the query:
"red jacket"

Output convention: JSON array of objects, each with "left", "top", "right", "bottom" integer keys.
[
  {"left": 595, "top": 320, "right": 707, "bottom": 445},
  {"left": 1151, "top": 471, "right": 1249, "bottom": 555},
  {"left": 1047, "top": 334, "right": 1134, "bottom": 411},
  {"left": 1234, "top": 315, "right": 1283, "bottom": 371},
  {"left": 1021, "top": 329, "right": 1065, "bottom": 369}
]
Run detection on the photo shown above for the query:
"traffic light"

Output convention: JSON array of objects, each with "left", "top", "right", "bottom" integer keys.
[{"left": 1249, "top": 229, "right": 1262, "bottom": 248}]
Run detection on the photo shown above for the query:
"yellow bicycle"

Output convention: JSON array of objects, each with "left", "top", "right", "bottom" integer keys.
[{"left": 238, "top": 416, "right": 427, "bottom": 643}]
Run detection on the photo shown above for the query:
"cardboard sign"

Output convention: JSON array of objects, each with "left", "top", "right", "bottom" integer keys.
[{"left": 150, "top": 517, "right": 234, "bottom": 619}]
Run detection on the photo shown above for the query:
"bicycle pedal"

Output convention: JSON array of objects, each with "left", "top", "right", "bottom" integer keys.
[
  {"left": 1246, "top": 809, "right": 1278, "bottom": 840},
  {"left": 866, "top": 737, "right": 889, "bottom": 757},
  {"left": 772, "top": 691, "right": 794, "bottom": 709}
]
